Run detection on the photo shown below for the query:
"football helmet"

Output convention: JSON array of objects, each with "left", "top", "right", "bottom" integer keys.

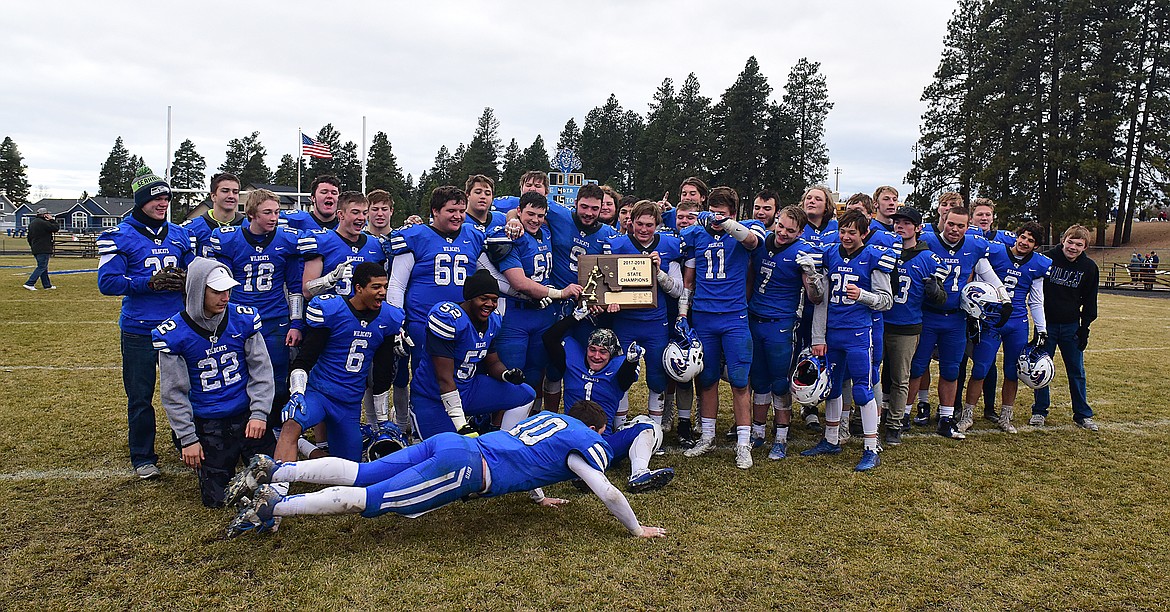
[
  {"left": 1016, "top": 344, "right": 1055, "bottom": 390},
  {"left": 362, "top": 422, "right": 409, "bottom": 462},
  {"left": 663, "top": 319, "right": 704, "bottom": 383},
  {"left": 960, "top": 281, "right": 1005, "bottom": 324},
  {"left": 791, "top": 349, "right": 831, "bottom": 406}
]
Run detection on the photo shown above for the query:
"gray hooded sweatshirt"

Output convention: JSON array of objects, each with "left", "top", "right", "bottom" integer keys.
[{"left": 159, "top": 257, "right": 275, "bottom": 447}]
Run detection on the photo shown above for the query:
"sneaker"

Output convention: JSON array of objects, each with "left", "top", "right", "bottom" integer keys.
[
  {"left": 45, "top": 285, "right": 58, "bottom": 290},
  {"left": 135, "top": 463, "right": 161, "bottom": 480},
  {"left": 997, "top": 406, "right": 1017, "bottom": 434},
  {"left": 225, "top": 484, "right": 281, "bottom": 539},
  {"left": 854, "top": 448, "right": 881, "bottom": 472},
  {"left": 800, "top": 438, "right": 843, "bottom": 457},
  {"left": 22, "top": 284, "right": 37, "bottom": 291},
  {"left": 902, "top": 412, "right": 912, "bottom": 432},
  {"left": 1075, "top": 417, "right": 1100, "bottom": 432},
  {"left": 837, "top": 424, "right": 851, "bottom": 446},
  {"left": 936, "top": 416, "right": 967, "bottom": 440},
  {"left": 735, "top": 444, "right": 753, "bottom": 469},
  {"left": 750, "top": 434, "right": 767, "bottom": 449},
  {"left": 677, "top": 418, "right": 695, "bottom": 448},
  {"left": 768, "top": 441, "right": 787, "bottom": 460},
  {"left": 956, "top": 405, "right": 974, "bottom": 432},
  {"left": 983, "top": 406, "right": 1000, "bottom": 422},
  {"left": 627, "top": 468, "right": 675, "bottom": 493},
  {"left": 913, "top": 401, "right": 931, "bottom": 426},
  {"left": 802, "top": 405, "right": 822, "bottom": 430},
  {"left": 225, "top": 454, "right": 277, "bottom": 507},
  {"left": 683, "top": 435, "right": 716, "bottom": 457},
  {"left": 1028, "top": 414, "right": 1046, "bottom": 427},
  {"left": 884, "top": 414, "right": 903, "bottom": 446}
]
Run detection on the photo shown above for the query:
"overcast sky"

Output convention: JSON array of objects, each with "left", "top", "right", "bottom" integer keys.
[{"left": 3, "top": 0, "right": 958, "bottom": 201}]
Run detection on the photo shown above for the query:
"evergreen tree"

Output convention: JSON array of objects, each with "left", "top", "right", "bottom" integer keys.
[
  {"left": 621, "top": 110, "right": 644, "bottom": 194},
  {"left": 307, "top": 124, "right": 344, "bottom": 183},
  {"left": 781, "top": 57, "right": 833, "bottom": 191},
  {"left": 636, "top": 78, "right": 679, "bottom": 197},
  {"left": 333, "top": 141, "right": 362, "bottom": 191},
  {"left": 579, "top": 94, "right": 627, "bottom": 185},
  {"left": 98, "top": 136, "right": 133, "bottom": 197},
  {"left": 272, "top": 154, "right": 304, "bottom": 187},
  {"left": 169, "top": 139, "right": 206, "bottom": 221},
  {"left": 220, "top": 131, "right": 271, "bottom": 186},
  {"left": 520, "top": 135, "right": 551, "bottom": 173},
  {"left": 0, "top": 136, "right": 32, "bottom": 204},
  {"left": 499, "top": 138, "right": 523, "bottom": 196},
  {"left": 461, "top": 108, "right": 502, "bottom": 183},
  {"left": 673, "top": 73, "right": 713, "bottom": 187},
  {"left": 555, "top": 118, "right": 581, "bottom": 153},
  {"left": 710, "top": 57, "right": 772, "bottom": 198},
  {"left": 761, "top": 102, "right": 802, "bottom": 204},
  {"left": 366, "top": 131, "right": 409, "bottom": 205}
]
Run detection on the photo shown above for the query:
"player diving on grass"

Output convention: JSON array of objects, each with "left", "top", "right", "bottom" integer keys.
[{"left": 225, "top": 400, "right": 668, "bottom": 539}]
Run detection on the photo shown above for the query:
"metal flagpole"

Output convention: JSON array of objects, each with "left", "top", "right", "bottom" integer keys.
[
  {"left": 297, "top": 127, "right": 303, "bottom": 211},
  {"left": 165, "top": 105, "right": 172, "bottom": 221},
  {"left": 361, "top": 116, "right": 367, "bottom": 194}
]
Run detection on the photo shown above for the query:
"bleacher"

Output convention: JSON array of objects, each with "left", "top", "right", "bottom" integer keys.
[{"left": 51, "top": 233, "right": 98, "bottom": 258}]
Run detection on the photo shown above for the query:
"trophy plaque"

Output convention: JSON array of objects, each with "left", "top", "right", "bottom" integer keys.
[{"left": 577, "top": 254, "right": 658, "bottom": 309}]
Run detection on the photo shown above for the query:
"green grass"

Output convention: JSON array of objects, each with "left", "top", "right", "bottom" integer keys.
[{"left": 3, "top": 254, "right": 1169, "bottom": 610}]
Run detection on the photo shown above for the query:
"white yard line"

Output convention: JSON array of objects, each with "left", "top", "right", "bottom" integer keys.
[
  {"left": 0, "top": 365, "right": 120, "bottom": 370},
  {"left": 0, "top": 321, "right": 117, "bottom": 325}
]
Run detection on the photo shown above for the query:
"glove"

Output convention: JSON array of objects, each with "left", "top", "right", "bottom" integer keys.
[
  {"left": 571, "top": 304, "right": 591, "bottom": 321},
  {"left": 392, "top": 330, "right": 414, "bottom": 358},
  {"left": 456, "top": 424, "right": 480, "bottom": 438},
  {"left": 148, "top": 266, "right": 186, "bottom": 291},
  {"left": 1077, "top": 326, "right": 1089, "bottom": 351},
  {"left": 326, "top": 261, "right": 353, "bottom": 286},
  {"left": 626, "top": 341, "right": 645, "bottom": 363},
  {"left": 537, "top": 296, "right": 554, "bottom": 309},
  {"left": 502, "top": 368, "right": 525, "bottom": 385},
  {"left": 966, "top": 317, "right": 982, "bottom": 346},
  {"left": 1032, "top": 329, "right": 1048, "bottom": 348},
  {"left": 795, "top": 251, "right": 822, "bottom": 274},
  {"left": 694, "top": 211, "right": 728, "bottom": 229},
  {"left": 280, "top": 392, "right": 307, "bottom": 423},
  {"left": 995, "top": 302, "right": 1013, "bottom": 327}
]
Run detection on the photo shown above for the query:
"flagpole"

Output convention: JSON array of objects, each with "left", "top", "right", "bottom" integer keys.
[
  {"left": 361, "top": 115, "right": 368, "bottom": 194},
  {"left": 297, "top": 127, "right": 303, "bottom": 211}
]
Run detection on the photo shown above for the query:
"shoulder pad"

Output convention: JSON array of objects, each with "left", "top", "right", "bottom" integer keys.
[{"left": 427, "top": 302, "right": 463, "bottom": 340}]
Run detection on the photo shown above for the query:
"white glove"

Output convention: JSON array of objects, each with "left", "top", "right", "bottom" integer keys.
[
  {"left": 626, "top": 341, "right": 645, "bottom": 363},
  {"left": 326, "top": 261, "right": 353, "bottom": 286},
  {"left": 795, "top": 252, "right": 822, "bottom": 274},
  {"left": 537, "top": 296, "right": 554, "bottom": 309},
  {"left": 571, "top": 304, "right": 591, "bottom": 321},
  {"left": 393, "top": 330, "right": 414, "bottom": 358}
]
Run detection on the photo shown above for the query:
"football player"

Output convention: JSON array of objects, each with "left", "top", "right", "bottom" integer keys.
[
  {"left": 365, "top": 189, "right": 413, "bottom": 434},
  {"left": 616, "top": 195, "right": 637, "bottom": 234},
  {"left": 963, "top": 222, "right": 1050, "bottom": 433},
  {"left": 679, "top": 187, "right": 765, "bottom": 468},
  {"left": 97, "top": 166, "right": 195, "bottom": 479},
  {"left": 752, "top": 189, "right": 780, "bottom": 231},
  {"left": 209, "top": 189, "right": 314, "bottom": 437},
  {"left": 543, "top": 309, "right": 675, "bottom": 492},
  {"left": 663, "top": 195, "right": 704, "bottom": 439},
  {"left": 274, "top": 262, "right": 406, "bottom": 462},
  {"left": 747, "top": 205, "right": 822, "bottom": 460},
  {"left": 183, "top": 172, "right": 244, "bottom": 257},
  {"left": 409, "top": 269, "right": 536, "bottom": 439},
  {"left": 599, "top": 185, "right": 621, "bottom": 227},
  {"left": 282, "top": 175, "right": 341, "bottom": 232},
  {"left": 465, "top": 174, "right": 507, "bottom": 233},
  {"left": 155, "top": 258, "right": 274, "bottom": 507},
  {"left": 907, "top": 206, "right": 1010, "bottom": 439},
  {"left": 871, "top": 185, "right": 900, "bottom": 233},
  {"left": 603, "top": 200, "right": 685, "bottom": 425},
  {"left": 795, "top": 185, "right": 839, "bottom": 430},
  {"left": 225, "top": 402, "right": 667, "bottom": 539},
  {"left": 913, "top": 192, "right": 964, "bottom": 422},
  {"left": 302, "top": 192, "right": 386, "bottom": 299},
  {"left": 491, "top": 170, "right": 551, "bottom": 215},
  {"left": 882, "top": 206, "right": 946, "bottom": 446},
  {"left": 365, "top": 189, "right": 395, "bottom": 240},
  {"left": 660, "top": 176, "right": 708, "bottom": 232},
  {"left": 802, "top": 209, "right": 895, "bottom": 471}
]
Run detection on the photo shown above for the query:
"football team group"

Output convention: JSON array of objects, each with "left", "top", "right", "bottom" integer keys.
[{"left": 95, "top": 164, "right": 1098, "bottom": 539}]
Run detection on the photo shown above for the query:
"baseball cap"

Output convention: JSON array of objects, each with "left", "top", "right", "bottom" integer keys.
[
  {"left": 206, "top": 267, "right": 240, "bottom": 291},
  {"left": 36, "top": 207, "right": 49, "bottom": 214},
  {"left": 890, "top": 206, "right": 923, "bottom": 226}
]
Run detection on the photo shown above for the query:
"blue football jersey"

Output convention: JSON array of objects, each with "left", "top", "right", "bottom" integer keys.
[
  {"left": 545, "top": 204, "right": 617, "bottom": 290},
  {"left": 280, "top": 209, "right": 338, "bottom": 231},
  {"left": 412, "top": 301, "right": 502, "bottom": 399},
  {"left": 303, "top": 294, "right": 405, "bottom": 396},
  {"left": 389, "top": 224, "right": 486, "bottom": 324},
  {"left": 967, "top": 226, "right": 1017, "bottom": 248},
  {"left": 499, "top": 227, "right": 554, "bottom": 294},
  {"left": 801, "top": 218, "right": 839, "bottom": 248},
  {"left": 987, "top": 247, "right": 1051, "bottom": 321},
  {"left": 209, "top": 225, "right": 313, "bottom": 322},
  {"left": 562, "top": 337, "right": 630, "bottom": 431},
  {"left": 97, "top": 219, "right": 196, "bottom": 334},
  {"left": 887, "top": 247, "right": 946, "bottom": 327},
  {"left": 604, "top": 233, "right": 683, "bottom": 322},
  {"left": 465, "top": 210, "right": 507, "bottom": 234},
  {"left": 823, "top": 243, "right": 896, "bottom": 330},
  {"left": 477, "top": 411, "right": 613, "bottom": 496},
  {"left": 152, "top": 303, "right": 263, "bottom": 418},
  {"left": 921, "top": 231, "right": 992, "bottom": 311},
  {"left": 304, "top": 230, "right": 387, "bottom": 298},
  {"left": 681, "top": 220, "right": 765, "bottom": 313},
  {"left": 748, "top": 236, "right": 816, "bottom": 321},
  {"left": 183, "top": 212, "right": 243, "bottom": 258}
]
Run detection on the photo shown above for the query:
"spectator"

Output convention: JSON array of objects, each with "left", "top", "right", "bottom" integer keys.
[
  {"left": 1139, "top": 208, "right": 1148, "bottom": 222},
  {"left": 1152, "top": 251, "right": 1160, "bottom": 270},
  {"left": 1129, "top": 251, "right": 1143, "bottom": 282},
  {"left": 23, "top": 208, "right": 59, "bottom": 290}
]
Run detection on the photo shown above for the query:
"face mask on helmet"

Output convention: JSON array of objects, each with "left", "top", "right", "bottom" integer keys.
[
  {"left": 961, "top": 281, "right": 1004, "bottom": 324},
  {"left": 791, "top": 352, "right": 831, "bottom": 406}
]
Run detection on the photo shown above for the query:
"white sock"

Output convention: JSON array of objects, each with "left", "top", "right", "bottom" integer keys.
[
  {"left": 939, "top": 405, "right": 954, "bottom": 418},
  {"left": 841, "top": 408, "right": 852, "bottom": 426},
  {"left": 296, "top": 437, "right": 319, "bottom": 459},
  {"left": 500, "top": 402, "right": 532, "bottom": 432},
  {"left": 825, "top": 396, "right": 843, "bottom": 444},
  {"left": 628, "top": 429, "right": 656, "bottom": 476},
  {"left": 904, "top": 404, "right": 913, "bottom": 416},
  {"left": 751, "top": 422, "right": 765, "bottom": 440},
  {"left": 700, "top": 417, "right": 716, "bottom": 438},
  {"left": 774, "top": 425, "right": 789, "bottom": 443},
  {"left": 737, "top": 425, "right": 751, "bottom": 447},
  {"left": 917, "top": 389, "right": 930, "bottom": 403},
  {"left": 272, "top": 486, "right": 366, "bottom": 517},
  {"left": 863, "top": 437, "right": 879, "bottom": 451},
  {"left": 648, "top": 391, "right": 664, "bottom": 418},
  {"left": 273, "top": 457, "right": 359, "bottom": 485},
  {"left": 825, "top": 425, "right": 840, "bottom": 445},
  {"left": 613, "top": 394, "right": 629, "bottom": 429},
  {"left": 860, "top": 399, "right": 879, "bottom": 436}
]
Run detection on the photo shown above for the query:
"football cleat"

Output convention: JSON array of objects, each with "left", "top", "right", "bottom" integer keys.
[
  {"left": 225, "top": 454, "right": 277, "bottom": 508},
  {"left": 735, "top": 444, "right": 753, "bottom": 469},
  {"left": 983, "top": 406, "right": 1000, "bottom": 422},
  {"left": 768, "top": 441, "right": 788, "bottom": 460},
  {"left": 800, "top": 438, "right": 843, "bottom": 457},
  {"left": 854, "top": 449, "right": 881, "bottom": 472},
  {"left": 724, "top": 425, "right": 737, "bottom": 440},
  {"left": 913, "top": 401, "right": 931, "bottom": 426},
  {"left": 997, "top": 406, "right": 1017, "bottom": 434},
  {"left": 902, "top": 412, "right": 912, "bottom": 432},
  {"left": 1028, "top": 414, "right": 1046, "bottom": 427},
  {"left": 936, "top": 416, "right": 967, "bottom": 440},
  {"left": 750, "top": 434, "right": 767, "bottom": 449},
  {"left": 956, "top": 405, "right": 974, "bottom": 433},
  {"left": 225, "top": 484, "right": 281, "bottom": 539},
  {"left": 677, "top": 419, "right": 695, "bottom": 448},
  {"left": 627, "top": 468, "right": 675, "bottom": 493},
  {"left": 683, "top": 435, "right": 716, "bottom": 457}
]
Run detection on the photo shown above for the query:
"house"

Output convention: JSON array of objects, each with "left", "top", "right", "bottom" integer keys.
[
  {"left": 185, "top": 182, "right": 310, "bottom": 220},
  {"left": 0, "top": 195, "right": 16, "bottom": 231},
  {"left": 14, "top": 196, "right": 136, "bottom": 234}
]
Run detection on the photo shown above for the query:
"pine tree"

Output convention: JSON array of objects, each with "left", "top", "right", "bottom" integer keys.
[
  {"left": 621, "top": 110, "right": 644, "bottom": 193},
  {"left": 307, "top": 124, "right": 344, "bottom": 183},
  {"left": 579, "top": 94, "right": 627, "bottom": 185},
  {"left": 273, "top": 154, "right": 303, "bottom": 187},
  {"left": 673, "top": 73, "right": 713, "bottom": 186},
  {"left": 332, "top": 141, "right": 362, "bottom": 191},
  {"left": 710, "top": 57, "right": 773, "bottom": 198},
  {"left": 761, "top": 103, "right": 802, "bottom": 204},
  {"left": 98, "top": 137, "right": 133, "bottom": 197},
  {"left": 0, "top": 136, "right": 32, "bottom": 204},
  {"left": 366, "top": 131, "right": 409, "bottom": 205},
  {"left": 636, "top": 78, "right": 679, "bottom": 197},
  {"left": 169, "top": 139, "right": 206, "bottom": 220},
  {"left": 781, "top": 57, "right": 833, "bottom": 191},
  {"left": 499, "top": 138, "right": 523, "bottom": 196},
  {"left": 520, "top": 135, "right": 551, "bottom": 173},
  {"left": 221, "top": 131, "right": 271, "bottom": 186},
  {"left": 462, "top": 108, "right": 502, "bottom": 183},
  {"left": 555, "top": 118, "right": 581, "bottom": 153}
]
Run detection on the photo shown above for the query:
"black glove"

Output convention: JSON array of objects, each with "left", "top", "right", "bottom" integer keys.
[
  {"left": 502, "top": 368, "right": 525, "bottom": 385},
  {"left": 1033, "top": 329, "right": 1048, "bottom": 348},
  {"left": 1076, "top": 326, "right": 1089, "bottom": 351},
  {"left": 148, "top": 266, "right": 186, "bottom": 292},
  {"left": 995, "top": 302, "right": 1013, "bottom": 328},
  {"left": 966, "top": 317, "right": 982, "bottom": 346}
]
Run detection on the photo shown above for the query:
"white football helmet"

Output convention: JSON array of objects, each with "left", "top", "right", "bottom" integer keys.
[
  {"left": 663, "top": 319, "right": 703, "bottom": 383},
  {"left": 960, "top": 281, "right": 1007, "bottom": 324},
  {"left": 1016, "top": 344, "right": 1055, "bottom": 390},
  {"left": 791, "top": 350, "right": 831, "bottom": 406}
]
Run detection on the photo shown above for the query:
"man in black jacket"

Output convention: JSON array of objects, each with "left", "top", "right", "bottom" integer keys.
[
  {"left": 24, "top": 208, "right": 59, "bottom": 290},
  {"left": 1030, "top": 224, "right": 1099, "bottom": 430}
]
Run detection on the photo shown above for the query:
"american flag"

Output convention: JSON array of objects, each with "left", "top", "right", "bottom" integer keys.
[{"left": 301, "top": 134, "right": 332, "bottom": 159}]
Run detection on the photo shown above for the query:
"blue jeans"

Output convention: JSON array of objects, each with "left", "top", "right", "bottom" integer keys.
[
  {"left": 26, "top": 253, "right": 52, "bottom": 288},
  {"left": 121, "top": 331, "right": 160, "bottom": 467},
  {"left": 1031, "top": 322, "right": 1092, "bottom": 421}
]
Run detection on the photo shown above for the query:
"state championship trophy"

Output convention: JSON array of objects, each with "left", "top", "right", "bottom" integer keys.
[{"left": 577, "top": 254, "right": 658, "bottom": 309}]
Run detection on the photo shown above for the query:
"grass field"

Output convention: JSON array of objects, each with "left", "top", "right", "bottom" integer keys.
[{"left": 3, "top": 254, "right": 1169, "bottom": 610}]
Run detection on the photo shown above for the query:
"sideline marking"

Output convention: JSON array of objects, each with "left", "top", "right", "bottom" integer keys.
[
  {"left": 0, "top": 321, "right": 116, "bottom": 325},
  {"left": 0, "top": 365, "right": 120, "bottom": 370}
]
